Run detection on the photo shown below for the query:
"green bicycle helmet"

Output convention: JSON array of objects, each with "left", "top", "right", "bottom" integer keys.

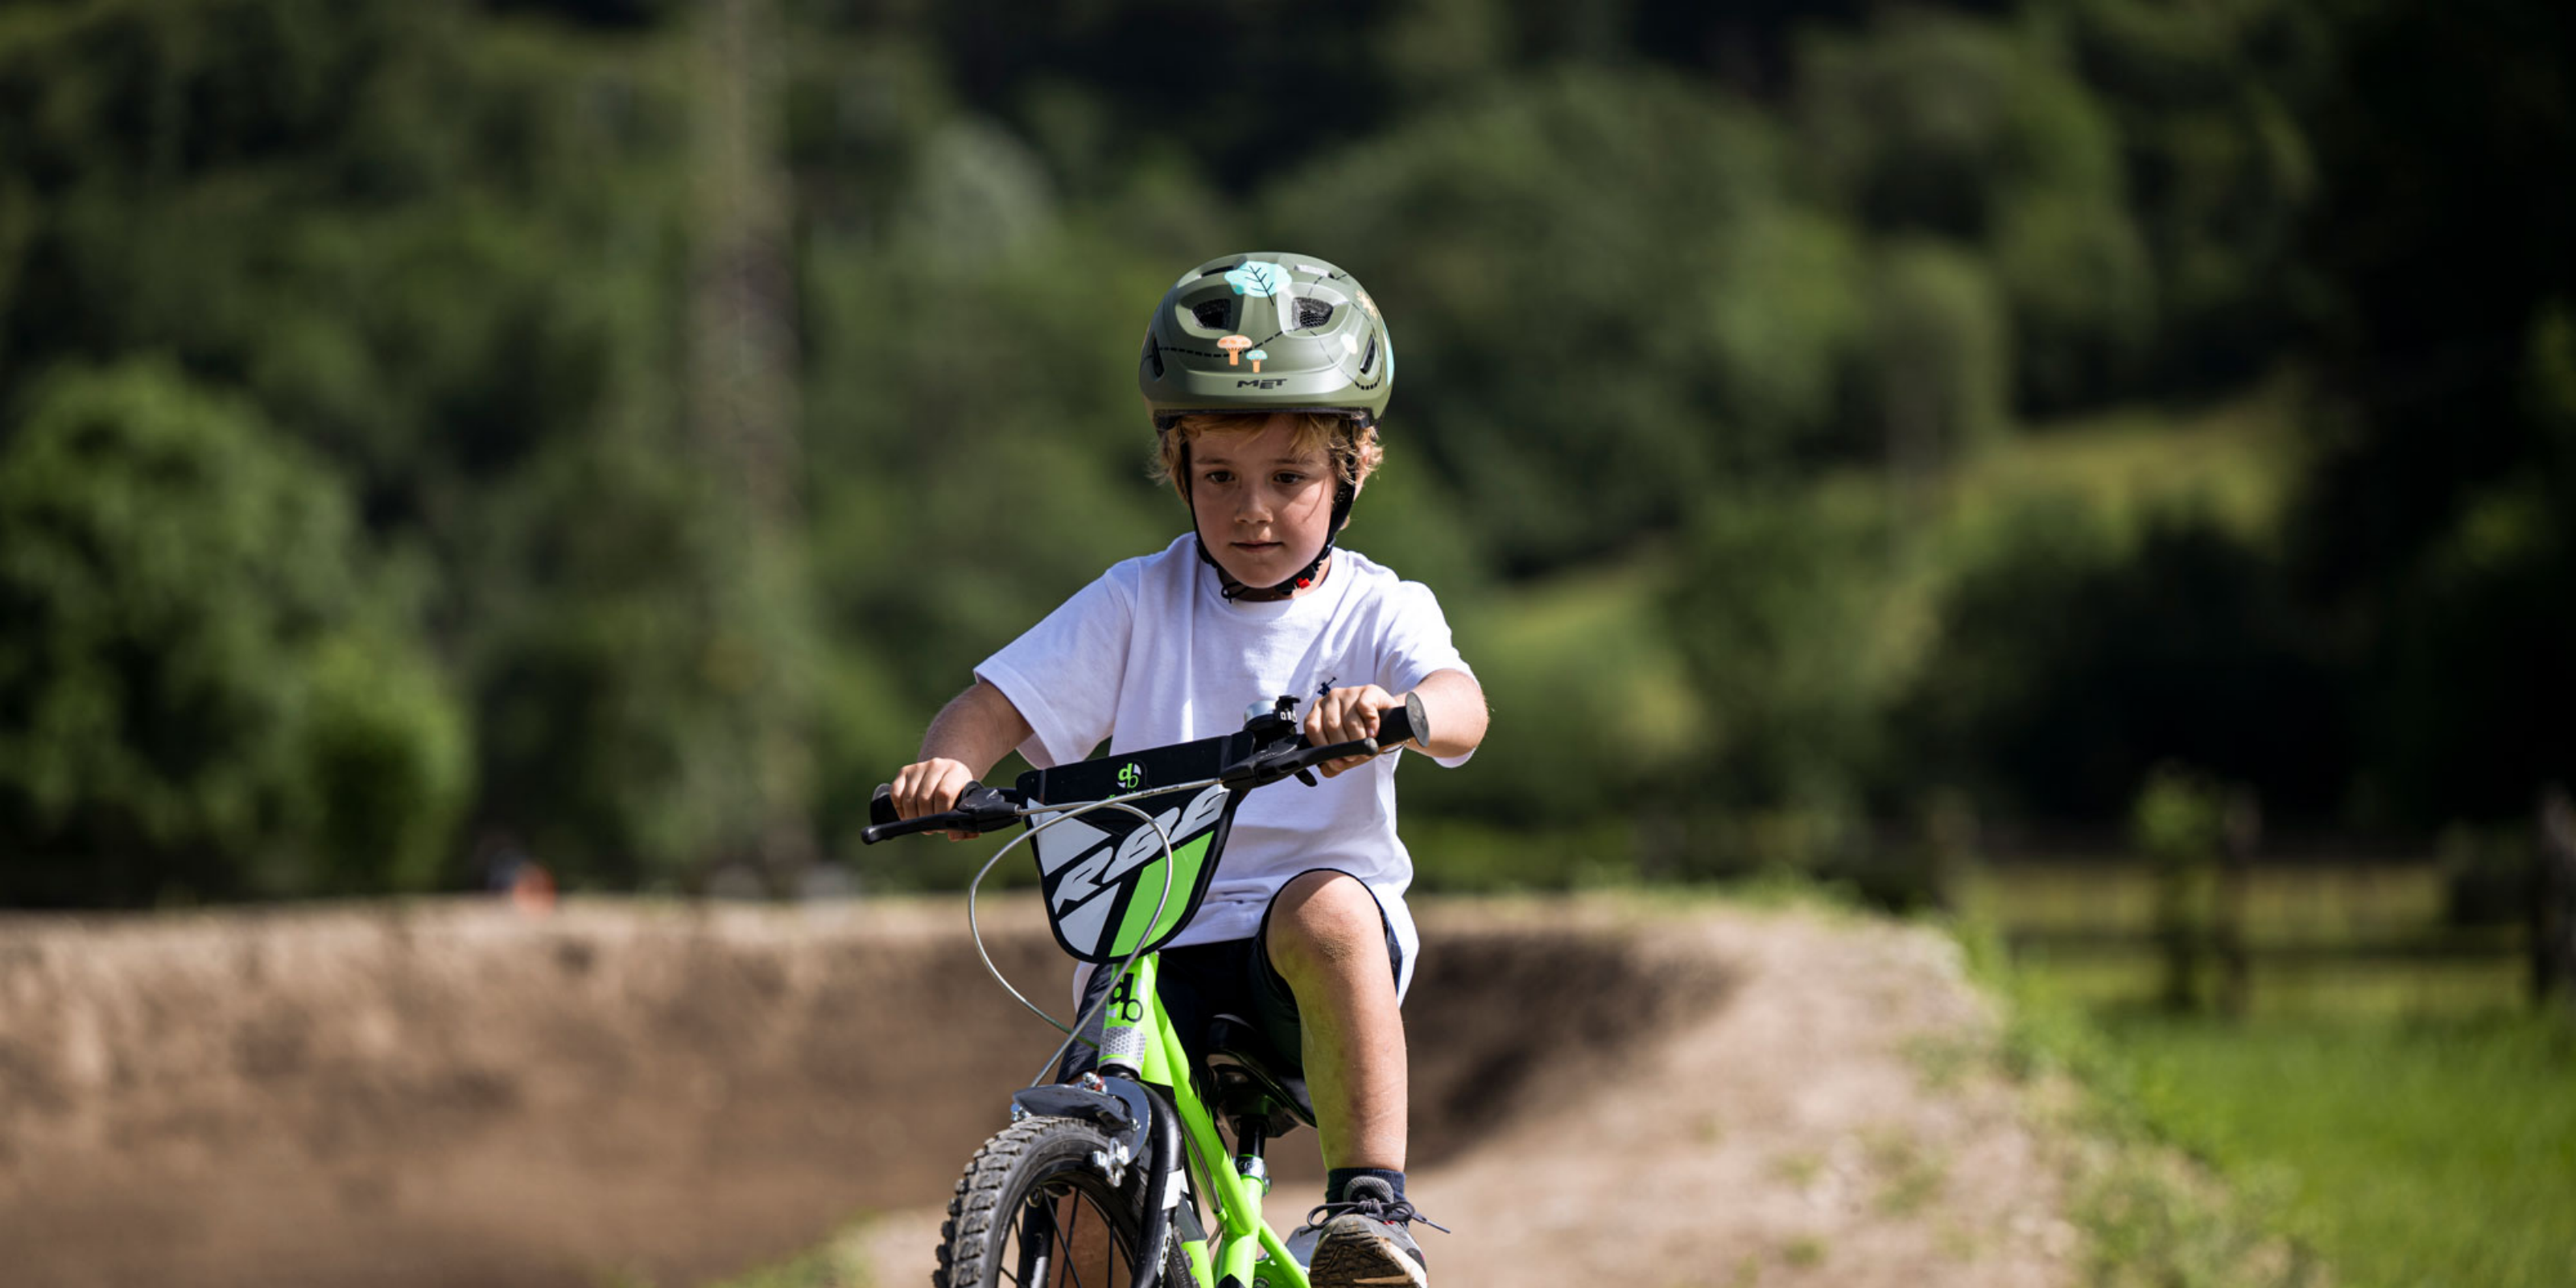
[
  {"left": 1138, "top": 252, "right": 1393, "bottom": 430},
  {"left": 1139, "top": 253, "right": 1396, "bottom": 600}
]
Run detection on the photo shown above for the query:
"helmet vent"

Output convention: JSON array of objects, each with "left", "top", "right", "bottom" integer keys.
[
  {"left": 1360, "top": 333, "right": 1379, "bottom": 374},
  {"left": 1294, "top": 298, "right": 1335, "bottom": 329},
  {"left": 1191, "top": 299, "right": 1232, "bottom": 329}
]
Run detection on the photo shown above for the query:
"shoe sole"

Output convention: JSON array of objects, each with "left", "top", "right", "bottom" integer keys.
[{"left": 1307, "top": 1228, "right": 1427, "bottom": 1288}]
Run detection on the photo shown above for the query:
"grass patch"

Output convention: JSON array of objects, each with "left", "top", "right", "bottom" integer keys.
[
  {"left": 1863, "top": 1127, "right": 1948, "bottom": 1216},
  {"left": 694, "top": 1217, "right": 876, "bottom": 1288},
  {"left": 1781, "top": 1233, "right": 1828, "bottom": 1269},
  {"left": 1962, "top": 901, "right": 2576, "bottom": 1288},
  {"left": 1952, "top": 917, "right": 2321, "bottom": 1288},
  {"left": 2098, "top": 1009, "right": 2576, "bottom": 1288}
]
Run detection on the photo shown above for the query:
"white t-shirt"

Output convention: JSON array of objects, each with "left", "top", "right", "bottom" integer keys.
[{"left": 975, "top": 534, "right": 1473, "bottom": 994}]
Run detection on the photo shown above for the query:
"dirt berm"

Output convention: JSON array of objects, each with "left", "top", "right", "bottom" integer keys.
[{"left": 0, "top": 898, "right": 2071, "bottom": 1287}]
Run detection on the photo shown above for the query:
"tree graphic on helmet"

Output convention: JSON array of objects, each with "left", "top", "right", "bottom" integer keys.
[{"left": 1224, "top": 262, "right": 1287, "bottom": 297}]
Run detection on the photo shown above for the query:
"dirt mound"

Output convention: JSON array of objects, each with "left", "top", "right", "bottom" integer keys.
[
  {"left": 851, "top": 900, "right": 2075, "bottom": 1288},
  {"left": 0, "top": 898, "right": 1731, "bottom": 1287}
]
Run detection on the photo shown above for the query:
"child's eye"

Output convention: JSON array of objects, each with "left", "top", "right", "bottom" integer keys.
[
  {"left": 1274, "top": 472, "right": 1307, "bottom": 486},
  {"left": 1203, "top": 469, "right": 1234, "bottom": 485}
]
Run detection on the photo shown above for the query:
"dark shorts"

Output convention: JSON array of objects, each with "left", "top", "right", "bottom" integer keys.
[{"left": 1059, "top": 869, "right": 1404, "bottom": 1082}]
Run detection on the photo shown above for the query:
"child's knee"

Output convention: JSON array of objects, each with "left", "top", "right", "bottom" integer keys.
[{"left": 1267, "top": 871, "right": 1383, "bottom": 980}]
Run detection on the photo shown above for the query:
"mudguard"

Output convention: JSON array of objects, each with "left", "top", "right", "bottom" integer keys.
[{"left": 1010, "top": 1078, "right": 1154, "bottom": 1162}]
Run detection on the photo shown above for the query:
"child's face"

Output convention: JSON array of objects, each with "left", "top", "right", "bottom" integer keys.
[{"left": 1189, "top": 415, "right": 1340, "bottom": 592}]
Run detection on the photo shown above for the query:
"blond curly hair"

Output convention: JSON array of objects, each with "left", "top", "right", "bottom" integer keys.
[{"left": 1150, "top": 411, "right": 1384, "bottom": 505}]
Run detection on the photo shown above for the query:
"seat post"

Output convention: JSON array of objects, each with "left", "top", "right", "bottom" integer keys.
[{"left": 1229, "top": 1114, "right": 1272, "bottom": 1195}]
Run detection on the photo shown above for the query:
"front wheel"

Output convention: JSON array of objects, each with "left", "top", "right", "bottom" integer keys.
[{"left": 935, "top": 1116, "right": 1190, "bottom": 1288}]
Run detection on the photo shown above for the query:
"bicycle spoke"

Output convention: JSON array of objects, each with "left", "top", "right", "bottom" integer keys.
[
  {"left": 1008, "top": 1191, "right": 1056, "bottom": 1288},
  {"left": 1058, "top": 1192, "right": 1093, "bottom": 1288}
]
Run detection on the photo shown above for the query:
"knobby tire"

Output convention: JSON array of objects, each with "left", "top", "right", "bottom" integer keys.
[{"left": 935, "top": 1115, "right": 1190, "bottom": 1288}]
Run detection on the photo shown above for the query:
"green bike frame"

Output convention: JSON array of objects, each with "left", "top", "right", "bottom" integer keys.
[
  {"left": 1102, "top": 952, "right": 1307, "bottom": 1288},
  {"left": 870, "top": 696, "right": 1419, "bottom": 1288}
]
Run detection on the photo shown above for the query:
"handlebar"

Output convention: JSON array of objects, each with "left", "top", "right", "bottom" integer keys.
[
  {"left": 861, "top": 782, "right": 1023, "bottom": 844},
  {"left": 861, "top": 691, "right": 1432, "bottom": 845},
  {"left": 1224, "top": 687, "right": 1426, "bottom": 786}
]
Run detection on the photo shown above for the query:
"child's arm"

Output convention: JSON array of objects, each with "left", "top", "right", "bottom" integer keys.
[
  {"left": 891, "top": 679, "right": 1035, "bottom": 838},
  {"left": 1305, "top": 667, "right": 1489, "bottom": 778}
]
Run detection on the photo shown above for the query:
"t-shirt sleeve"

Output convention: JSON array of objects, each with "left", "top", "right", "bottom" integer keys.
[
  {"left": 1374, "top": 580, "right": 1478, "bottom": 768},
  {"left": 974, "top": 568, "right": 1133, "bottom": 770}
]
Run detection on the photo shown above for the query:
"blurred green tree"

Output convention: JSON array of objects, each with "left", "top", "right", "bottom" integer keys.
[
  {"left": 0, "top": 361, "right": 467, "bottom": 904},
  {"left": 1270, "top": 68, "right": 1863, "bottom": 572},
  {"left": 1668, "top": 488, "right": 1905, "bottom": 851},
  {"left": 1798, "top": 8, "right": 2153, "bottom": 414},
  {"left": 1901, "top": 495, "right": 2342, "bottom": 822}
]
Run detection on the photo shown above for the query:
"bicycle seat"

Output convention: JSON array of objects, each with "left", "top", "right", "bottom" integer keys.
[{"left": 1199, "top": 1013, "right": 1315, "bottom": 1135}]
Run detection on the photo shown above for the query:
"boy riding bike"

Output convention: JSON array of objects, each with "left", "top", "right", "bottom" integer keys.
[{"left": 889, "top": 252, "right": 1486, "bottom": 1288}]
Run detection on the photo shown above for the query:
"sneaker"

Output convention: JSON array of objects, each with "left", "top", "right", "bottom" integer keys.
[{"left": 1286, "top": 1177, "right": 1443, "bottom": 1288}]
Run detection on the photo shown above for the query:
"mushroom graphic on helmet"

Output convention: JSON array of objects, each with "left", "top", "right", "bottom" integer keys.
[
  {"left": 1217, "top": 335, "right": 1252, "bottom": 366},
  {"left": 1246, "top": 348, "right": 1269, "bottom": 373}
]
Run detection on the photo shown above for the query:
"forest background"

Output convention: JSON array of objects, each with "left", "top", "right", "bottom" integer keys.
[{"left": 2, "top": 0, "right": 2570, "bottom": 908}]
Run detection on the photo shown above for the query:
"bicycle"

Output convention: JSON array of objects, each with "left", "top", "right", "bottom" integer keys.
[{"left": 862, "top": 692, "right": 1430, "bottom": 1288}]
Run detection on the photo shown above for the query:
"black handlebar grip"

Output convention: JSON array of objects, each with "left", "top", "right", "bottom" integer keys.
[
  {"left": 869, "top": 783, "right": 899, "bottom": 827},
  {"left": 1377, "top": 691, "right": 1430, "bottom": 750},
  {"left": 861, "top": 813, "right": 948, "bottom": 844}
]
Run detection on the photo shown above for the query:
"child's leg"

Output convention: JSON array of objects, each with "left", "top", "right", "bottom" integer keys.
[{"left": 1264, "top": 870, "right": 1406, "bottom": 1171}]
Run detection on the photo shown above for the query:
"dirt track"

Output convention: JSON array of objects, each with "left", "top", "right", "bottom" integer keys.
[{"left": 0, "top": 897, "right": 2070, "bottom": 1287}]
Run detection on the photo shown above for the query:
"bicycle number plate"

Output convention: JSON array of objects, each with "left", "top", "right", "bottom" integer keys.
[{"left": 1016, "top": 737, "right": 1245, "bottom": 964}]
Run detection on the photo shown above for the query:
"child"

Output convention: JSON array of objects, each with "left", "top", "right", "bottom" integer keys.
[{"left": 890, "top": 252, "right": 1485, "bottom": 1288}]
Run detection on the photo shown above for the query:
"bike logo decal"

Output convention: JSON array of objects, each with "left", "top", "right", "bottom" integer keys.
[
  {"left": 1105, "top": 973, "right": 1146, "bottom": 1024},
  {"left": 1117, "top": 762, "right": 1145, "bottom": 791}
]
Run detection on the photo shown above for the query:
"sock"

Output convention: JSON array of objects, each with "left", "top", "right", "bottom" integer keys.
[{"left": 1327, "top": 1166, "right": 1407, "bottom": 1206}]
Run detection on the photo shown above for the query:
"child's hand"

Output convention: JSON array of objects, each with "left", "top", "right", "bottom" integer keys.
[
  {"left": 891, "top": 757, "right": 985, "bottom": 840},
  {"left": 1305, "top": 685, "right": 1406, "bottom": 779}
]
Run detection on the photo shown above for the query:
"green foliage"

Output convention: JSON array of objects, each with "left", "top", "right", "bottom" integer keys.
[
  {"left": 1400, "top": 558, "right": 1701, "bottom": 836},
  {"left": 1799, "top": 7, "right": 2152, "bottom": 413},
  {"left": 1270, "top": 68, "right": 1863, "bottom": 570},
  {"left": 469, "top": 425, "right": 819, "bottom": 890},
  {"left": 301, "top": 630, "right": 472, "bottom": 894},
  {"left": 0, "top": 361, "right": 465, "bottom": 902},
  {"left": 0, "top": 0, "right": 2560, "bottom": 901},
  {"left": 1868, "top": 239, "right": 2014, "bottom": 465},
  {"left": 2132, "top": 763, "right": 2228, "bottom": 1011},
  {"left": 1670, "top": 489, "right": 1902, "bottom": 821},
  {"left": 1903, "top": 493, "right": 2340, "bottom": 821}
]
